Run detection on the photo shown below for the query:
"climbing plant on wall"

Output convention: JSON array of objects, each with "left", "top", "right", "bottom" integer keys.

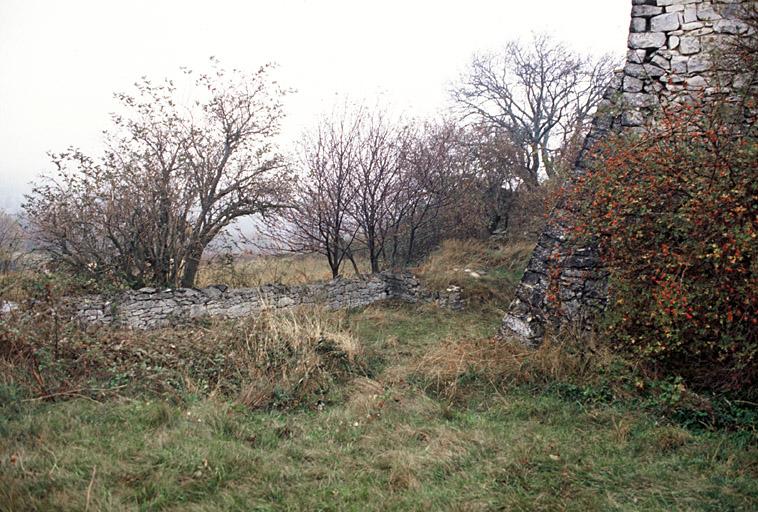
[{"left": 568, "top": 100, "right": 757, "bottom": 391}]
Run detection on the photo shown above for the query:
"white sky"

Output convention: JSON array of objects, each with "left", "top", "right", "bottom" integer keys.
[{"left": 0, "top": 0, "right": 630, "bottom": 211}]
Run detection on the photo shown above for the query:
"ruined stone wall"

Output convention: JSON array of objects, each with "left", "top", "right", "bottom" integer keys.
[
  {"left": 74, "top": 272, "right": 463, "bottom": 330},
  {"left": 501, "top": 0, "right": 754, "bottom": 346}
]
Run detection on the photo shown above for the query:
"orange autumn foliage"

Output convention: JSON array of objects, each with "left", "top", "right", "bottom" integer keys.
[{"left": 567, "top": 101, "right": 757, "bottom": 391}]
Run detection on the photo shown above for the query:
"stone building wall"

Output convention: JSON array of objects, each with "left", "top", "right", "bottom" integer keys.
[
  {"left": 501, "top": 0, "right": 754, "bottom": 346},
  {"left": 74, "top": 272, "right": 463, "bottom": 330}
]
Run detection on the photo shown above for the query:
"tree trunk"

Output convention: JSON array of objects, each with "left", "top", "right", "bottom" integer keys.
[
  {"left": 365, "top": 230, "right": 380, "bottom": 274},
  {"left": 405, "top": 226, "right": 417, "bottom": 266},
  {"left": 326, "top": 242, "right": 339, "bottom": 279},
  {"left": 345, "top": 248, "right": 362, "bottom": 279},
  {"left": 180, "top": 245, "right": 205, "bottom": 288},
  {"left": 528, "top": 145, "right": 541, "bottom": 188}
]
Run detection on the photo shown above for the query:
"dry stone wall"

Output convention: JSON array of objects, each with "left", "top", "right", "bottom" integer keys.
[
  {"left": 622, "top": 0, "right": 752, "bottom": 125},
  {"left": 75, "top": 272, "right": 463, "bottom": 330},
  {"left": 501, "top": 0, "right": 754, "bottom": 346}
]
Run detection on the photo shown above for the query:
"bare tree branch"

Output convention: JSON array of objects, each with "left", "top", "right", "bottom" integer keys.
[{"left": 24, "top": 60, "right": 291, "bottom": 288}]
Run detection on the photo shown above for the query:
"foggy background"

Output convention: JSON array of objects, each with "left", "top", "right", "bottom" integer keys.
[{"left": 0, "top": 0, "right": 629, "bottom": 212}]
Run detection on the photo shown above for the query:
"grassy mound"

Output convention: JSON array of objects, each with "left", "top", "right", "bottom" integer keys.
[
  {"left": 415, "top": 239, "right": 533, "bottom": 305},
  {"left": 1, "top": 307, "right": 365, "bottom": 411}
]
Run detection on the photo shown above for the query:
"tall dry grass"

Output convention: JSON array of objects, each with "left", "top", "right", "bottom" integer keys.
[
  {"left": 412, "top": 332, "right": 621, "bottom": 401},
  {"left": 1, "top": 304, "right": 365, "bottom": 409},
  {"left": 236, "top": 308, "right": 364, "bottom": 408},
  {"left": 197, "top": 239, "right": 534, "bottom": 293},
  {"left": 196, "top": 252, "right": 370, "bottom": 287},
  {"left": 414, "top": 239, "right": 534, "bottom": 304}
]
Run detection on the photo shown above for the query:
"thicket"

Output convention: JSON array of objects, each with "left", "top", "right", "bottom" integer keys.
[
  {"left": 567, "top": 100, "right": 757, "bottom": 392},
  {"left": 23, "top": 61, "right": 290, "bottom": 290},
  {"left": 262, "top": 35, "right": 615, "bottom": 278}
]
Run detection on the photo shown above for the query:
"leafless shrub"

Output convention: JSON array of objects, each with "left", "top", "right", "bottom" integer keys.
[
  {"left": 24, "top": 59, "right": 291, "bottom": 289},
  {"left": 262, "top": 105, "right": 364, "bottom": 278},
  {"left": 264, "top": 106, "right": 477, "bottom": 275}
]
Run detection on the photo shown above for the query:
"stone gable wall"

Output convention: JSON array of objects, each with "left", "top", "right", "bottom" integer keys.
[
  {"left": 501, "top": 0, "right": 754, "bottom": 346},
  {"left": 74, "top": 272, "right": 463, "bottom": 330},
  {"left": 622, "top": 0, "right": 752, "bottom": 125}
]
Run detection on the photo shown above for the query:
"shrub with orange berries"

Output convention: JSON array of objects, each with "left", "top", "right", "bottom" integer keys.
[{"left": 567, "top": 100, "right": 757, "bottom": 392}]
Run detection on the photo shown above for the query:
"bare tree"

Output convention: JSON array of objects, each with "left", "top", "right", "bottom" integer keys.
[
  {"left": 453, "top": 34, "right": 618, "bottom": 188},
  {"left": 263, "top": 107, "right": 363, "bottom": 278},
  {"left": 387, "top": 120, "right": 468, "bottom": 265},
  {"left": 24, "top": 60, "right": 290, "bottom": 288},
  {"left": 268, "top": 110, "right": 506, "bottom": 276},
  {"left": 351, "top": 110, "right": 410, "bottom": 274},
  {"left": 459, "top": 124, "right": 524, "bottom": 234}
]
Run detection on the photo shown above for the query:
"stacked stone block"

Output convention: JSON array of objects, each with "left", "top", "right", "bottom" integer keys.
[
  {"left": 623, "top": 0, "right": 752, "bottom": 128},
  {"left": 74, "top": 272, "right": 464, "bottom": 330},
  {"left": 501, "top": 0, "right": 753, "bottom": 346}
]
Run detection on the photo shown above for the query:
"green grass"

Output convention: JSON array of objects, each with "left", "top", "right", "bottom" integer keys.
[
  {"left": 2, "top": 302, "right": 756, "bottom": 511},
  {"left": 2, "top": 380, "right": 755, "bottom": 511},
  {"left": 349, "top": 302, "right": 502, "bottom": 363},
  {"left": 1, "top": 241, "right": 756, "bottom": 510}
]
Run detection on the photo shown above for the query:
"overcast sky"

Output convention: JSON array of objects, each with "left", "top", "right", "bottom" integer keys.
[{"left": 0, "top": 0, "right": 630, "bottom": 211}]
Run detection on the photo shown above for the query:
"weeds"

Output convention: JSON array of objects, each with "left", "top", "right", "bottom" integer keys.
[
  {"left": 1, "top": 304, "right": 365, "bottom": 410},
  {"left": 412, "top": 333, "right": 757, "bottom": 433},
  {"left": 415, "top": 239, "right": 533, "bottom": 305},
  {"left": 1, "top": 242, "right": 756, "bottom": 510}
]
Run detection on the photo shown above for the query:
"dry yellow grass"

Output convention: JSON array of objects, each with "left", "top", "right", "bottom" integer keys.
[
  {"left": 236, "top": 307, "right": 364, "bottom": 408},
  {"left": 416, "top": 239, "right": 533, "bottom": 282},
  {"left": 196, "top": 252, "right": 370, "bottom": 287},
  {"left": 412, "top": 333, "right": 619, "bottom": 401},
  {"left": 414, "top": 239, "right": 534, "bottom": 304},
  {"left": 197, "top": 238, "right": 533, "bottom": 293}
]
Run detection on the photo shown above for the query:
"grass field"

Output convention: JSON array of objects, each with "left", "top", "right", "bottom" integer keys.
[
  {"left": 195, "top": 252, "right": 368, "bottom": 288},
  {"left": 1, "top": 242, "right": 756, "bottom": 511}
]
